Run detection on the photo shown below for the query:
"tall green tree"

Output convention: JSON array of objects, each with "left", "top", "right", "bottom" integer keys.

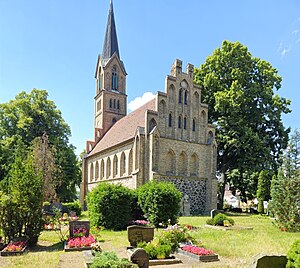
[
  {"left": 0, "top": 89, "right": 80, "bottom": 201},
  {"left": 270, "top": 130, "right": 300, "bottom": 231},
  {"left": 194, "top": 41, "right": 291, "bottom": 205},
  {"left": 256, "top": 170, "right": 272, "bottom": 214}
]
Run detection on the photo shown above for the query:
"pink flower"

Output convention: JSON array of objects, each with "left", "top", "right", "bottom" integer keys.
[
  {"left": 67, "top": 234, "right": 96, "bottom": 248},
  {"left": 3, "top": 241, "right": 26, "bottom": 252},
  {"left": 182, "top": 245, "right": 214, "bottom": 256}
]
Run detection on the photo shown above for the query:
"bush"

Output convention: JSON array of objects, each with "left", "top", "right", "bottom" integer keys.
[
  {"left": 159, "top": 224, "right": 194, "bottom": 252},
  {"left": 91, "top": 251, "right": 137, "bottom": 268},
  {"left": 213, "top": 213, "right": 234, "bottom": 226},
  {"left": 137, "top": 241, "right": 172, "bottom": 259},
  {"left": 87, "top": 183, "right": 134, "bottom": 230},
  {"left": 206, "top": 218, "right": 214, "bottom": 225},
  {"left": 286, "top": 240, "right": 300, "bottom": 268},
  {"left": 63, "top": 201, "right": 82, "bottom": 216},
  {"left": 138, "top": 181, "right": 182, "bottom": 227}
]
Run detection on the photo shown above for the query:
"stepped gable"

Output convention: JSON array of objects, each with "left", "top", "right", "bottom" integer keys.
[{"left": 89, "top": 98, "right": 156, "bottom": 156}]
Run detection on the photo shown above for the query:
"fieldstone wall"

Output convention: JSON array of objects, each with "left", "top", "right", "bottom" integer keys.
[{"left": 155, "top": 176, "right": 207, "bottom": 214}]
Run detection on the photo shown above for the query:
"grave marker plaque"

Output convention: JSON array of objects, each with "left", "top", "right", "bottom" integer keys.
[
  {"left": 69, "top": 220, "right": 90, "bottom": 238},
  {"left": 130, "top": 248, "right": 149, "bottom": 268},
  {"left": 127, "top": 226, "right": 154, "bottom": 247}
]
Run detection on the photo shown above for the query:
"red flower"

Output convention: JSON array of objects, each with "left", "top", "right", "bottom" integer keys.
[
  {"left": 67, "top": 234, "right": 96, "bottom": 248},
  {"left": 182, "top": 245, "right": 214, "bottom": 256}
]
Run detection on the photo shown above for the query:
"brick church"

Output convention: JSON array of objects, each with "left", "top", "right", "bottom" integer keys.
[{"left": 80, "top": 1, "right": 217, "bottom": 214}]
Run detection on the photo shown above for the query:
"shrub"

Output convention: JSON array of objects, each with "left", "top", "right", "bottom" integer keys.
[
  {"left": 213, "top": 213, "right": 234, "bottom": 226},
  {"left": 63, "top": 200, "right": 82, "bottom": 216},
  {"left": 91, "top": 251, "right": 137, "bottom": 268},
  {"left": 286, "top": 240, "right": 300, "bottom": 268},
  {"left": 137, "top": 181, "right": 182, "bottom": 227},
  {"left": 137, "top": 241, "right": 172, "bottom": 259},
  {"left": 206, "top": 218, "right": 214, "bottom": 225},
  {"left": 87, "top": 183, "right": 134, "bottom": 230},
  {"left": 159, "top": 224, "right": 194, "bottom": 252}
]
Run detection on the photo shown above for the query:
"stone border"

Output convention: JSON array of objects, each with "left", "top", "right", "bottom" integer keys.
[
  {"left": 177, "top": 248, "right": 219, "bottom": 262},
  {"left": 0, "top": 246, "right": 27, "bottom": 256},
  {"left": 64, "top": 241, "right": 92, "bottom": 252},
  {"left": 204, "top": 224, "right": 253, "bottom": 231},
  {"left": 149, "top": 256, "right": 182, "bottom": 266}
]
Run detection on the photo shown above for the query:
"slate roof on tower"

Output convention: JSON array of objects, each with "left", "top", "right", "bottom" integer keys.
[
  {"left": 102, "top": 0, "right": 119, "bottom": 60},
  {"left": 88, "top": 98, "right": 156, "bottom": 156}
]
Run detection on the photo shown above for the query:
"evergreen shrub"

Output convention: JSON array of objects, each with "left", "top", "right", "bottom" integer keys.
[
  {"left": 137, "top": 181, "right": 182, "bottom": 227},
  {"left": 91, "top": 251, "right": 137, "bottom": 268},
  {"left": 87, "top": 183, "right": 133, "bottom": 230},
  {"left": 63, "top": 200, "right": 82, "bottom": 216},
  {"left": 206, "top": 213, "right": 234, "bottom": 226},
  {"left": 286, "top": 240, "right": 300, "bottom": 268}
]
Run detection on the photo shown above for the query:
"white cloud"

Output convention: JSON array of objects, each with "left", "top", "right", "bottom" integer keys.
[
  {"left": 297, "top": 38, "right": 300, "bottom": 43},
  {"left": 128, "top": 92, "right": 155, "bottom": 112},
  {"left": 292, "top": 29, "right": 299, "bottom": 35},
  {"left": 281, "top": 47, "right": 290, "bottom": 57}
]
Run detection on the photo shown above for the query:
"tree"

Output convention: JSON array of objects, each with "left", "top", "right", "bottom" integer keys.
[
  {"left": 256, "top": 170, "right": 272, "bottom": 214},
  {"left": 0, "top": 89, "right": 81, "bottom": 201},
  {"left": 269, "top": 130, "right": 300, "bottom": 231},
  {"left": 194, "top": 41, "right": 291, "bottom": 205}
]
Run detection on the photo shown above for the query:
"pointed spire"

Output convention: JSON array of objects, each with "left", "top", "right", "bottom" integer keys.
[{"left": 102, "top": 0, "right": 120, "bottom": 60}]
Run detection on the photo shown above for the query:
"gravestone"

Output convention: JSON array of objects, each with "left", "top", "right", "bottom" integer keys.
[
  {"left": 127, "top": 226, "right": 154, "bottom": 247},
  {"left": 69, "top": 220, "right": 90, "bottom": 238},
  {"left": 250, "top": 254, "right": 287, "bottom": 268},
  {"left": 129, "top": 248, "right": 149, "bottom": 268},
  {"left": 211, "top": 209, "right": 222, "bottom": 219},
  {"left": 182, "top": 194, "right": 191, "bottom": 216}
]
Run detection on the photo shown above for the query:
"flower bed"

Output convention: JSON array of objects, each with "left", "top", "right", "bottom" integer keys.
[
  {"left": 178, "top": 245, "right": 219, "bottom": 262},
  {"left": 0, "top": 241, "right": 27, "bottom": 256},
  {"left": 65, "top": 234, "right": 96, "bottom": 252}
]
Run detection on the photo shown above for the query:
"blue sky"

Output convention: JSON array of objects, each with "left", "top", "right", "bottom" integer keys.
[{"left": 0, "top": 0, "right": 299, "bottom": 155}]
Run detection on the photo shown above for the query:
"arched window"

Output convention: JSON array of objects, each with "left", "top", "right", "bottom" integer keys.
[
  {"left": 184, "top": 91, "right": 188, "bottom": 104},
  {"left": 201, "top": 110, "right": 206, "bottom": 127},
  {"left": 95, "top": 161, "right": 99, "bottom": 180},
  {"left": 178, "top": 116, "right": 182, "bottom": 128},
  {"left": 112, "top": 118, "right": 117, "bottom": 124},
  {"left": 184, "top": 117, "right": 187, "bottom": 130},
  {"left": 149, "top": 118, "right": 157, "bottom": 133},
  {"left": 109, "top": 99, "right": 112, "bottom": 109},
  {"left": 166, "top": 150, "right": 175, "bottom": 175},
  {"left": 113, "top": 155, "right": 118, "bottom": 177},
  {"left": 135, "top": 136, "right": 140, "bottom": 170},
  {"left": 89, "top": 163, "right": 94, "bottom": 182},
  {"left": 178, "top": 152, "right": 187, "bottom": 175},
  {"left": 192, "top": 119, "right": 196, "bottom": 131},
  {"left": 106, "top": 157, "right": 111, "bottom": 178},
  {"left": 98, "top": 77, "right": 101, "bottom": 92},
  {"left": 190, "top": 153, "right": 199, "bottom": 176},
  {"left": 112, "top": 66, "right": 118, "bottom": 90},
  {"left": 120, "top": 152, "right": 126, "bottom": 176},
  {"left": 113, "top": 99, "right": 116, "bottom": 109},
  {"left": 100, "top": 159, "right": 104, "bottom": 179},
  {"left": 208, "top": 131, "right": 214, "bottom": 144},
  {"left": 128, "top": 149, "right": 133, "bottom": 174},
  {"left": 117, "top": 100, "right": 120, "bottom": 110},
  {"left": 179, "top": 89, "right": 182, "bottom": 103},
  {"left": 168, "top": 113, "right": 172, "bottom": 127},
  {"left": 159, "top": 100, "right": 166, "bottom": 114}
]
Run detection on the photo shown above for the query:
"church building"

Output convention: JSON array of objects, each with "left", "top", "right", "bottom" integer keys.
[{"left": 80, "top": 1, "right": 217, "bottom": 214}]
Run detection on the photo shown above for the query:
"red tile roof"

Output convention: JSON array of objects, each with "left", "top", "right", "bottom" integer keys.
[{"left": 88, "top": 98, "right": 156, "bottom": 156}]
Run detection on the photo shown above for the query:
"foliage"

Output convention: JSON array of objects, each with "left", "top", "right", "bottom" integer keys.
[
  {"left": 87, "top": 183, "right": 134, "bottom": 230},
  {"left": 211, "top": 213, "right": 234, "bottom": 226},
  {"left": 256, "top": 170, "right": 272, "bottom": 214},
  {"left": 286, "top": 240, "right": 300, "bottom": 268},
  {"left": 159, "top": 224, "right": 194, "bottom": 252},
  {"left": 137, "top": 241, "right": 172, "bottom": 259},
  {"left": 270, "top": 130, "right": 300, "bottom": 232},
  {"left": 194, "top": 41, "right": 291, "bottom": 204},
  {"left": 0, "top": 89, "right": 81, "bottom": 201},
  {"left": 137, "top": 181, "right": 182, "bottom": 227},
  {"left": 91, "top": 251, "right": 138, "bottom": 268},
  {"left": 0, "top": 154, "right": 44, "bottom": 246},
  {"left": 63, "top": 201, "right": 82, "bottom": 216}
]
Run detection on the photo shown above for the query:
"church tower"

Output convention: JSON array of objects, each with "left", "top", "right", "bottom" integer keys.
[{"left": 94, "top": 0, "right": 127, "bottom": 135}]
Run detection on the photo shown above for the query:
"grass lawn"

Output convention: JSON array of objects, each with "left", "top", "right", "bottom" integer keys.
[{"left": 1, "top": 214, "right": 299, "bottom": 267}]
